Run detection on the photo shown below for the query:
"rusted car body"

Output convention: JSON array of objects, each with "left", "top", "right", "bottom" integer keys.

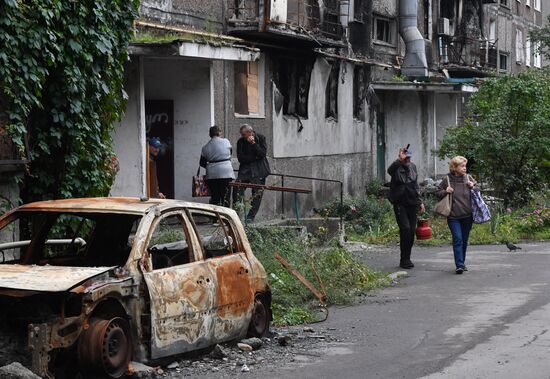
[{"left": 0, "top": 197, "right": 271, "bottom": 378}]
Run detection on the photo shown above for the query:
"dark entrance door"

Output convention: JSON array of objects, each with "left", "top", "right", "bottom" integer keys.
[
  {"left": 146, "top": 100, "right": 174, "bottom": 199},
  {"left": 376, "top": 110, "right": 386, "bottom": 181}
]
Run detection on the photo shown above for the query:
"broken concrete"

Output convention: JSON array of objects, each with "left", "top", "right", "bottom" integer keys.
[{"left": 0, "top": 363, "right": 41, "bottom": 379}]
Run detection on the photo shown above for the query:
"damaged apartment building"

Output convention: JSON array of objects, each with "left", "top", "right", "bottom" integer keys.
[{"left": 111, "top": 0, "right": 546, "bottom": 219}]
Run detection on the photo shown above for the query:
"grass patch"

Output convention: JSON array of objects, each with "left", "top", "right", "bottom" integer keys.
[
  {"left": 247, "top": 227, "right": 390, "bottom": 326},
  {"left": 131, "top": 31, "right": 195, "bottom": 44},
  {"left": 326, "top": 193, "right": 550, "bottom": 247}
]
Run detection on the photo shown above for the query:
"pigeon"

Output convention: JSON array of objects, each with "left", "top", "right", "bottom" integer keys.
[{"left": 505, "top": 241, "right": 522, "bottom": 252}]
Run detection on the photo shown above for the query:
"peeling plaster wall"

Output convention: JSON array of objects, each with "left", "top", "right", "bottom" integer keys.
[
  {"left": 272, "top": 59, "right": 371, "bottom": 158},
  {"left": 112, "top": 58, "right": 146, "bottom": 197}
]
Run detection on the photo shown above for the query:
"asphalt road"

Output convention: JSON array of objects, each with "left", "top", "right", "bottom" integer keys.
[{"left": 251, "top": 242, "right": 550, "bottom": 379}]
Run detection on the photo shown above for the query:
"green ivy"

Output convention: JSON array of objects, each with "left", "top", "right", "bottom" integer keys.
[{"left": 0, "top": 0, "right": 139, "bottom": 201}]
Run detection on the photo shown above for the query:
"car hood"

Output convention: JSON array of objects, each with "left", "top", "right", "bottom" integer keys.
[{"left": 0, "top": 264, "right": 116, "bottom": 292}]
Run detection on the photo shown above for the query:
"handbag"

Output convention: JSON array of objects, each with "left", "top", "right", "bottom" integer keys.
[
  {"left": 470, "top": 185, "right": 491, "bottom": 224},
  {"left": 434, "top": 175, "right": 452, "bottom": 217},
  {"left": 192, "top": 167, "right": 210, "bottom": 197}
]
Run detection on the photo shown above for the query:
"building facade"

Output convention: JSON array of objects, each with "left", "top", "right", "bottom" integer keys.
[{"left": 111, "top": 0, "right": 546, "bottom": 220}]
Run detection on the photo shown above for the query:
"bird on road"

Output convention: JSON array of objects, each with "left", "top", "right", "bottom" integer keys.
[{"left": 505, "top": 241, "right": 522, "bottom": 252}]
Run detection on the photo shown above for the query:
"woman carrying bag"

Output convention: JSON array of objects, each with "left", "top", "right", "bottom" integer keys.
[
  {"left": 436, "top": 156, "right": 477, "bottom": 275},
  {"left": 199, "top": 126, "right": 235, "bottom": 206}
]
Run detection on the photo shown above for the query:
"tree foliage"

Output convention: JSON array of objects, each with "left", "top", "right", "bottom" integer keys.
[
  {"left": 530, "top": 14, "right": 550, "bottom": 61},
  {"left": 437, "top": 70, "right": 550, "bottom": 207},
  {"left": 0, "top": 0, "right": 139, "bottom": 201}
]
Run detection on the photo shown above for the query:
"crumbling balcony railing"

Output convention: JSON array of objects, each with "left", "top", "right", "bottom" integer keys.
[
  {"left": 227, "top": 0, "right": 347, "bottom": 41},
  {"left": 440, "top": 36, "right": 497, "bottom": 70}
]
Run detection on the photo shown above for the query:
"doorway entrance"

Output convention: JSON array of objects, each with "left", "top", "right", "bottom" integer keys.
[{"left": 146, "top": 100, "right": 175, "bottom": 199}]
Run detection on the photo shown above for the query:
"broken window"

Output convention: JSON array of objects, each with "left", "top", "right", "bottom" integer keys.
[
  {"left": 189, "top": 211, "right": 239, "bottom": 259},
  {"left": 353, "top": 65, "right": 367, "bottom": 121},
  {"left": 234, "top": 60, "right": 261, "bottom": 116},
  {"left": 0, "top": 212, "right": 141, "bottom": 267},
  {"left": 147, "top": 213, "right": 194, "bottom": 270},
  {"left": 373, "top": 15, "right": 396, "bottom": 45},
  {"left": 273, "top": 57, "right": 313, "bottom": 118},
  {"left": 325, "top": 61, "right": 339, "bottom": 119},
  {"left": 500, "top": 0, "right": 509, "bottom": 8}
]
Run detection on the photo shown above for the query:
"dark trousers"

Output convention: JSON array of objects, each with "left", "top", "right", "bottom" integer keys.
[
  {"left": 232, "top": 177, "right": 266, "bottom": 220},
  {"left": 393, "top": 204, "right": 418, "bottom": 264},
  {"left": 447, "top": 216, "right": 473, "bottom": 269},
  {"left": 206, "top": 179, "right": 232, "bottom": 207}
]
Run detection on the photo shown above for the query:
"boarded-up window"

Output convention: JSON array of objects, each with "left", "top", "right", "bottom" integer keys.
[
  {"left": 325, "top": 62, "right": 339, "bottom": 119},
  {"left": 234, "top": 61, "right": 260, "bottom": 115}
]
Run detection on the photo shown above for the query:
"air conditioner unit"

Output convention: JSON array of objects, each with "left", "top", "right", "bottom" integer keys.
[{"left": 438, "top": 18, "right": 451, "bottom": 36}]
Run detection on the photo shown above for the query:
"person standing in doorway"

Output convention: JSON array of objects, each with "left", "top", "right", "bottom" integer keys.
[
  {"left": 388, "top": 146, "right": 425, "bottom": 269},
  {"left": 233, "top": 124, "right": 270, "bottom": 222},
  {"left": 148, "top": 137, "right": 166, "bottom": 199},
  {"left": 200, "top": 126, "right": 235, "bottom": 206}
]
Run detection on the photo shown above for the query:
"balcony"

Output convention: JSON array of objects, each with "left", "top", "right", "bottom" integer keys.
[
  {"left": 439, "top": 36, "right": 497, "bottom": 76},
  {"left": 226, "top": 0, "right": 348, "bottom": 46}
]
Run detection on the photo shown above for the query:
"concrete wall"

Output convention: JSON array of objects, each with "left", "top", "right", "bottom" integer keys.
[
  {"left": 381, "top": 90, "right": 459, "bottom": 182},
  {"left": 143, "top": 58, "right": 212, "bottom": 201},
  {"left": 112, "top": 58, "right": 146, "bottom": 197},
  {"left": 140, "top": 0, "right": 224, "bottom": 31}
]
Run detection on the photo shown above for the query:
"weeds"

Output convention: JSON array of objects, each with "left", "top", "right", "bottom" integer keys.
[{"left": 247, "top": 227, "right": 389, "bottom": 326}]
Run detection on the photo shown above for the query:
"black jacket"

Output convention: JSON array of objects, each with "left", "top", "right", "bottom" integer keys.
[
  {"left": 236, "top": 132, "right": 271, "bottom": 180},
  {"left": 387, "top": 160, "right": 422, "bottom": 206}
]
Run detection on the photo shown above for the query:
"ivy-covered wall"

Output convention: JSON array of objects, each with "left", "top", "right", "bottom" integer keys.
[{"left": 0, "top": 0, "right": 139, "bottom": 202}]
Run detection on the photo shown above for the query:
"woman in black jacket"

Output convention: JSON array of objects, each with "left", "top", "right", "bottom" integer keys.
[{"left": 388, "top": 147, "right": 425, "bottom": 269}]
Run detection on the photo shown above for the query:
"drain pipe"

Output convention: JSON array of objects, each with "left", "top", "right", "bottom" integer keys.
[{"left": 399, "top": 0, "right": 429, "bottom": 77}]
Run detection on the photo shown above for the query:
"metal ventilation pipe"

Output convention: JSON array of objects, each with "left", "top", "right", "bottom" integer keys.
[{"left": 399, "top": 0, "right": 429, "bottom": 77}]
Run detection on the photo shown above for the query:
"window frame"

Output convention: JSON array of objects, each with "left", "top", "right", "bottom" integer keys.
[
  {"left": 186, "top": 209, "right": 243, "bottom": 261},
  {"left": 372, "top": 15, "right": 396, "bottom": 46},
  {"left": 515, "top": 28, "right": 524, "bottom": 64},
  {"left": 145, "top": 210, "right": 196, "bottom": 270},
  {"left": 234, "top": 55, "right": 265, "bottom": 119},
  {"left": 499, "top": 52, "right": 509, "bottom": 71}
]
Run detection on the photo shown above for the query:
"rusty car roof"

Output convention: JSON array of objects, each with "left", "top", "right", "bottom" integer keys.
[{"left": 14, "top": 197, "right": 234, "bottom": 215}]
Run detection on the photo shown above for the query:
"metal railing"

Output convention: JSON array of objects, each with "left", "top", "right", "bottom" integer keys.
[
  {"left": 233, "top": 170, "right": 344, "bottom": 228},
  {"left": 441, "top": 37, "right": 497, "bottom": 69},
  {"left": 270, "top": 172, "right": 344, "bottom": 228},
  {"left": 227, "top": 0, "right": 347, "bottom": 40}
]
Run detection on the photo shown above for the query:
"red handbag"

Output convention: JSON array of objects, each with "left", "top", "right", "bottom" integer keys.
[{"left": 192, "top": 167, "right": 210, "bottom": 197}]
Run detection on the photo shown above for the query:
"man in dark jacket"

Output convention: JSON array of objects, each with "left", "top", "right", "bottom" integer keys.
[
  {"left": 388, "top": 147, "right": 425, "bottom": 269},
  {"left": 233, "top": 124, "right": 271, "bottom": 222}
]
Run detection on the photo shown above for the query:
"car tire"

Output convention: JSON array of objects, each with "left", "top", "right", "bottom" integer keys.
[
  {"left": 77, "top": 316, "right": 133, "bottom": 378},
  {"left": 247, "top": 295, "right": 270, "bottom": 337}
]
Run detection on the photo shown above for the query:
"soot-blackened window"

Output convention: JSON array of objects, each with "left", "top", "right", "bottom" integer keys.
[
  {"left": 325, "top": 61, "right": 339, "bottom": 119},
  {"left": 273, "top": 57, "right": 313, "bottom": 118}
]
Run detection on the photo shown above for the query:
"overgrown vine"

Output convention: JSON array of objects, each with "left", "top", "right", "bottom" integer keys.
[{"left": 0, "top": 0, "right": 139, "bottom": 202}]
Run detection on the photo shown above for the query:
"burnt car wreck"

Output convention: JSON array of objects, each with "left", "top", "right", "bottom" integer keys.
[{"left": 0, "top": 197, "right": 271, "bottom": 378}]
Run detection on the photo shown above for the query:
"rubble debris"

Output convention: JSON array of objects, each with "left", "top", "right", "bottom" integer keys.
[
  {"left": 388, "top": 271, "right": 409, "bottom": 281},
  {"left": 209, "top": 344, "right": 228, "bottom": 359},
  {"left": 128, "top": 361, "right": 156, "bottom": 379},
  {"left": 241, "top": 364, "right": 250, "bottom": 372},
  {"left": 166, "top": 361, "right": 179, "bottom": 369},
  {"left": 239, "top": 337, "right": 263, "bottom": 350},
  {"left": 0, "top": 362, "right": 41, "bottom": 379},
  {"left": 303, "top": 326, "right": 315, "bottom": 333},
  {"left": 278, "top": 335, "right": 292, "bottom": 346},
  {"left": 237, "top": 343, "right": 253, "bottom": 352}
]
